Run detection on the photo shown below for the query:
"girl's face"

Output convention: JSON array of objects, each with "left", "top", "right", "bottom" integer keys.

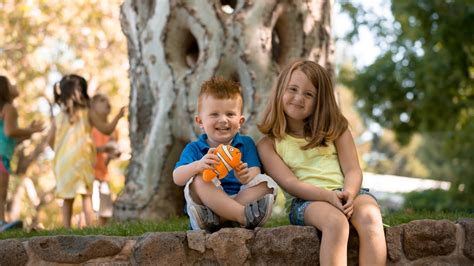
[{"left": 282, "top": 69, "right": 317, "bottom": 122}]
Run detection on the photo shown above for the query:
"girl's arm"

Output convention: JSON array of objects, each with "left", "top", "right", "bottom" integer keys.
[
  {"left": 257, "top": 136, "right": 343, "bottom": 210},
  {"left": 335, "top": 129, "right": 363, "bottom": 218},
  {"left": 89, "top": 107, "right": 126, "bottom": 135},
  {"left": 335, "top": 129, "right": 363, "bottom": 198},
  {"left": 3, "top": 104, "right": 43, "bottom": 141}
]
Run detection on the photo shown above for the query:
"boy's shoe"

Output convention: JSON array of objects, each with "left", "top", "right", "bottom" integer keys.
[
  {"left": 188, "top": 204, "right": 220, "bottom": 232},
  {"left": 244, "top": 194, "right": 274, "bottom": 229},
  {"left": 0, "top": 220, "right": 23, "bottom": 232}
]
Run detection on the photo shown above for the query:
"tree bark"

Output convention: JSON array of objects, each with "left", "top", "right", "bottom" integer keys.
[{"left": 115, "top": 0, "right": 334, "bottom": 221}]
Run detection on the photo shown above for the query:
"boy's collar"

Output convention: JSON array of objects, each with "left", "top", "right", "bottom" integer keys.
[{"left": 197, "top": 133, "right": 244, "bottom": 151}]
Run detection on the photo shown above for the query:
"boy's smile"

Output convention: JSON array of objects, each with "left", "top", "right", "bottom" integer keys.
[{"left": 195, "top": 95, "right": 244, "bottom": 147}]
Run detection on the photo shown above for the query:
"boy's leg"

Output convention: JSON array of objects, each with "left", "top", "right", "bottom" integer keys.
[
  {"left": 184, "top": 176, "right": 220, "bottom": 231},
  {"left": 62, "top": 198, "right": 74, "bottom": 228},
  {"left": 234, "top": 174, "right": 278, "bottom": 228},
  {"left": 350, "top": 195, "right": 387, "bottom": 266},
  {"left": 189, "top": 176, "right": 246, "bottom": 226},
  {"left": 98, "top": 181, "right": 113, "bottom": 226},
  {"left": 303, "top": 201, "right": 350, "bottom": 266}
]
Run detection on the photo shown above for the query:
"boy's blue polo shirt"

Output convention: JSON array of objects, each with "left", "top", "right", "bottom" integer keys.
[{"left": 175, "top": 133, "right": 261, "bottom": 195}]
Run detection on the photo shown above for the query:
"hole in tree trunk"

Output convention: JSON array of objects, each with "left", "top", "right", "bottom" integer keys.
[
  {"left": 185, "top": 33, "right": 200, "bottom": 69},
  {"left": 220, "top": 0, "right": 237, "bottom": 14}
]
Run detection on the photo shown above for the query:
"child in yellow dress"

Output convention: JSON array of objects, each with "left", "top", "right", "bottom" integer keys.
[{"left": 49, "top": 74, "right": 124, "bottom": 228}]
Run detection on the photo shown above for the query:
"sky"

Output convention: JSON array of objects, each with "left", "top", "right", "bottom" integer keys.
[{"left": 333, "top": 0, "right": 394, "bottom": 69}]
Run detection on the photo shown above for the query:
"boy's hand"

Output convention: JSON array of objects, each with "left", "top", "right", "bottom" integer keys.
[
  {"left": 117, "top": 106, "right": 127, "bottom": 118},
  {"left": 196, "top": 148, "right": 220, "bottom": 173},
  {"left": 234, "top": 162, "right": 252, "bottom": 184}
]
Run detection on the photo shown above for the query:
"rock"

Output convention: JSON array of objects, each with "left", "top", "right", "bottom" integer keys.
[
  {"left": 0, "top": 239, "right": 28, "bottom": 266},
  {"left": 403, "top": 219, "right": 456, "bottom": 260},
  {"left": 133, "top": 232, "right": 187, "bottom": 265},
  {"left": 385, "top": 225, "right": 403, "bottom": 262},
  {"left": 251, "top": 225, "right": 319, "bottom": 265},
  {"left": 207, "top": 228, "right": 254, "bottom": 265},
  {"left": 187, "top": 230, "right": 207, "bottom": 253},
  {"left": 28, "top": 235, "right": 125, "bottom": 263},
  {"left": 458, "top": 218, "right": 474, "bottom": 260}
]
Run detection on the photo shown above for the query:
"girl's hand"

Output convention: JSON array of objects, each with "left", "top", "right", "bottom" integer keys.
[
  {"left": 327, "top": 190, "right": 345, "bottom": 212},
  {"left": 28, "top": 120, "right": 45, "bottom": 134},
  {"left": 234, "top": 162, "right": 252, "bottom": 184},
  {"left": 196, "top": 148, "right": 219, "bottom": 173},
  {"left": 341, "top": 191, "right": 355, "bottom": 219}
]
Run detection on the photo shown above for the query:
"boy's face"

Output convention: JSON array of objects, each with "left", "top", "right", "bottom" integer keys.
[
  {"left": 195, "top": 94, "right": 244, "bottom": 147},
  {"left": 92, "top": 95, "right": 111, "bottom": 118}
]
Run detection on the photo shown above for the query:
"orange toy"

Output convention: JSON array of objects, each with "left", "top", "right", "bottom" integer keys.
[{"left": 203, "top": 144, "right": 241, "bottom": 184}]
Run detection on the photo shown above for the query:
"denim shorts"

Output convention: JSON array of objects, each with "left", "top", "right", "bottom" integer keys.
[{"left": 288, "top": 188, "right": 377, "bottom": 226}]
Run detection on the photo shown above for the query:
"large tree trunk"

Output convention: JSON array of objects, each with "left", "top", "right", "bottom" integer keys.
[{"left": 114, "top": 0, "right": 334, "bottom": 221}]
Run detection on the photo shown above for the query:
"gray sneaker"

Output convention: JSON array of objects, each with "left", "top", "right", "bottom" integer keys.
[
  {"left": 244, "top": 194, "right": 274, "bottom": 229},
  {"left": 188, "top": 204, "right": 220, "bottom": 232}
]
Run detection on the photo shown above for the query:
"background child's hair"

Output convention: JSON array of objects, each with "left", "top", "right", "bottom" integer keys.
[
  {"left": 91, "top": 93, "right": 107, "bottom": 105},
  {"left": 54, "top": 74, "right": 90, "bottom": 123},
  {"left": 258, "top": 60, "right": 348, "bottom": 149},
  {"left": 0, "top": 76, "right": 12, "bottom": 110},
  {"left": 197, "top": 77, "right": 243, "bottom": 112}
]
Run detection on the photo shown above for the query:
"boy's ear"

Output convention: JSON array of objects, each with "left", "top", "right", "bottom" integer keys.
[
  {"left": 239, "top": 115, "right": 245, "bottom": 128},
  {"left": 195, "top": 115, "right": 204, "bottom": 130}
]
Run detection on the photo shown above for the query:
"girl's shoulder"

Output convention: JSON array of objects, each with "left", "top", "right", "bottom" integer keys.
[{"left": 0, "top": 103, "right": 16, "bottom": 119}]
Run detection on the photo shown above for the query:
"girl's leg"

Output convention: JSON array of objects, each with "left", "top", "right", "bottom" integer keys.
[
  {"left": 304, "top": 201, "right": 349, "bottom": 266},
  {"left": 62, "top": 198, "right": 74, "bottom": 228},
  {"left": 350, "top": 195, "right": 387, "bottom": 266},
  {"left": 0, "top": 170, "right": 9, "bottom": 222},
  {"left": 81, "top": 195, "right": 95, "bottom": 227},
  {"left": 191, "top": 176, "right": 246, "bottom": 225}
]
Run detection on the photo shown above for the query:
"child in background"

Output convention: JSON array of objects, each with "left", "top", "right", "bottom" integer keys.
[
  {"left": 257, "top": 60, "right": 387, "bottom": 265},
  {"left": 90, "top": 93, "right": 123, "bottom": 226},
  {"left": 0, "top": 75, "right": 44, "bottom": 232},
  {"left": 173, "top": 77, "right": 278, "bottom": 232},
  {"left": 49, "top": 74, "right": 124, "bottom": 228}
]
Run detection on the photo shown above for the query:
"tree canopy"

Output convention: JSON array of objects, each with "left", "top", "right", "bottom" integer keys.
[{"left": 340, "top": 0, "right": 473, "bottom": 208}]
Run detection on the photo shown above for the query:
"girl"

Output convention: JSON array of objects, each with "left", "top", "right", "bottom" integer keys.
[
  {"left": 49, "top": 74, "right": 124, "bottom": 228},
  {"left": 257, "top": 61, "right": 386, "bottom": 265},
  {"left": 0, "top": 75, "right": 43, "bottom": 231}
]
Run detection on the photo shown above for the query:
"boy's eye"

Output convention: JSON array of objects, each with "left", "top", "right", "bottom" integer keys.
[
  {"left": 210, "top": 113, "right": 218, "bottom": 117},
  {"left": 226, "top": 112, "right": 236, "bottom": 117}
]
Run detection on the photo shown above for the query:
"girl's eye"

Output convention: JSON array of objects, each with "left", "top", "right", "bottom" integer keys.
[
  {"left": 305, "top": 92, "right": 314, "bottom": 98},
  {"left": 288, "top": 87, "right": 297, "bottom": 92}
]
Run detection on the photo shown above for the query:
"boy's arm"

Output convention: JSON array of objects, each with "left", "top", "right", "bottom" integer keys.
[
  {"left": 173, "top": 147, "right": 219, "bottom": 186},
  {"left": 173, "top": 161, "right": 203, "bottom": 186},
  {"left": 89, "top": 107, "right": 125, "bottom": 135}
]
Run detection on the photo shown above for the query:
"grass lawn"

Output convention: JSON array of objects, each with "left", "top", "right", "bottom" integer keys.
[{"left": 1, "top": 211, "right": 473, "bottom": 240}]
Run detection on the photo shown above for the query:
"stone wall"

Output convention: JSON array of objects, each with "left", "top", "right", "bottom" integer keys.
[{"left": 1, "top": 219, "right": 472, "bottom": 265}]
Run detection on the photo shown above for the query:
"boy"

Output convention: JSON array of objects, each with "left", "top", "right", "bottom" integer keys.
[
  {"left": 173, "top": 77, "right": 277, "bottom": 232},
  {"left": 90, "top": 93, "right": 123, "bottom": 226}
]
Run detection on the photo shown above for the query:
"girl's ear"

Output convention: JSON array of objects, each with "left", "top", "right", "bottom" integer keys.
[{"left": 195, "top": 115, "right": 204, "bottom": 130}]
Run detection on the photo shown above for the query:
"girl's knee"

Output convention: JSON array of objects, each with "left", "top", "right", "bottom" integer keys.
[{"left": 321, "top": 211, "right": 350, "bottom": 234}]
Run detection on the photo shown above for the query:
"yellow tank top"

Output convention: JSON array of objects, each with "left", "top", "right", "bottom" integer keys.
[{"left": 275, "top": 134, "right": 344, "bottom": 204}]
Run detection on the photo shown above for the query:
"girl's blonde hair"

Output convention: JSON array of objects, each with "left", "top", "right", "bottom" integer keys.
[
  {"left": 54, "top": 74, "right": 90, "bottom": 123},
  {"left": 258, "top": 60, "right": 348, "bottom": 149}
]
